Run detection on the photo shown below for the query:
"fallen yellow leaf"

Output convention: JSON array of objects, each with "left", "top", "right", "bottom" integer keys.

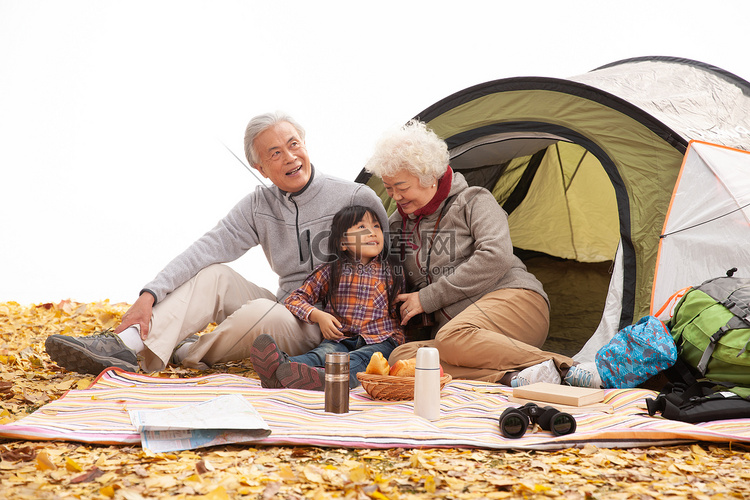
[
  {"left": 278, "top": 464, "right": 296, "bottom": 480},
  {"left": 424, "top": 475, "right": 436, "bottom": 493},
  {"left": 76, "top": 378, "right": 92, "bottom": 390},
  {"left": 200, "top": 486, "right": 229, "bottom": 500},
  {"left": 36, "top": 450, "right": 56, "bottom": 471},
  {"left": 349, "top": 464, "right": 369, "bottom": 483},
  {"left": 99, "top": 485, "right": 115, "bottom": 498},
  {"left": 303, "top": 465, "right": 324, "bottom": 483},
  {"left": 65, "top": 457, "right": 83, "bottom": 472}
]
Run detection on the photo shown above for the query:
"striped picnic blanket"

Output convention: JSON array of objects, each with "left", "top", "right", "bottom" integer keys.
[{"left": 1, "top": 368, "right": 748, "bottom": 450}]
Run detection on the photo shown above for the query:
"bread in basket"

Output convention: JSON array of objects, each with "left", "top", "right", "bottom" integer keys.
[{"left": 356, "top": 372, "right": 452, "bottom": 401}]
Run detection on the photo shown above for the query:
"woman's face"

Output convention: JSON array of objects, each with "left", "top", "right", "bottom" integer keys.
[{"left": 381, "top": 170, "right": 437, "bottom": 215}]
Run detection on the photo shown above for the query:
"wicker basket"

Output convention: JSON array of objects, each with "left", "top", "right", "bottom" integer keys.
[{"left": 356, "top": 373, "right": 452, "bottom": 401}]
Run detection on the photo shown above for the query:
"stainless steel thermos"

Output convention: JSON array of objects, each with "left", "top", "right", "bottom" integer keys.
[{"left": 325, "top": 352, "right": 350, "bottom": 413}]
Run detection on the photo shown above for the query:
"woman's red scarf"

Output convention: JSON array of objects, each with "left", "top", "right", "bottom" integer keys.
[{"left": 398, "top": 166, "right": 453, "bottom": 249}]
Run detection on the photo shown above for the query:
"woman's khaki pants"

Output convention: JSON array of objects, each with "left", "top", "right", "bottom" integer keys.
[
  {"left": 388, "top": 288, "right": 574, "bottom": 383},
  {"left": 141, "top": 264, "right": 322, "bottom": 372}
]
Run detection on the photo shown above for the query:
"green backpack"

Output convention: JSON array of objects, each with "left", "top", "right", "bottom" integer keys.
[{"left": 667, "top": 271, "right": 750, "bottom": 398}]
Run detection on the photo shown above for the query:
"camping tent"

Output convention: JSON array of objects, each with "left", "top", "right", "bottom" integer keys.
[
  {"left": 355, "top": 56, "right": 750, "bottom": 360},
  {"left": 652, "top": 141, "right": 750, "bottom": 320}
]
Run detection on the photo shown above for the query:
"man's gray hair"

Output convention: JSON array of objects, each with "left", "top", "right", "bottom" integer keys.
[{"left": 244, "top": 111, "right": 306, "bottom": 165}]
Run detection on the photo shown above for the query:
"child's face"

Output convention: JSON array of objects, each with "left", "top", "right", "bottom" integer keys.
[{"left": 342, "top": 212, "right": 384, "bottom": 264}]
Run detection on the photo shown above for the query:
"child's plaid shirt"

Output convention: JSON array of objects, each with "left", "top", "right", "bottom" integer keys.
[{"left": 284, "top": 258, "right": 405, "bottom": 345}]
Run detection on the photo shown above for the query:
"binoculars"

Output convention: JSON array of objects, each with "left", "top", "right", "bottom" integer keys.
[{"left": 499, "top": 402, "right": 577, "bottom": 439}]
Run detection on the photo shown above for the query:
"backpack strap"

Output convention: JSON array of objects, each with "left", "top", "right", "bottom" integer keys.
[
  {"left": 646, "top": 380, "right": 717, "bottom": 418},
  {"left": 663, "top": 357, "right": 699, "bottom": 387},
  {"left": 740, "top": 341, "right": 750, "bottom": 358},
  {"left": 724, "top": 313, "right": 750, "bottom": 357},
  {"left": 697, "top": 324, "right": 731, "bottom": 375},
  {"left": 721, "top": 299, "right": 750, "bottom": 328},
  {"left": 646, "top": 376, "right": 744, "bottom": 421}
]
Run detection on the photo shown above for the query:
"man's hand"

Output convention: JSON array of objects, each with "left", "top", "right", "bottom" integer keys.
[
  {"left": 114, "top": 292, "right": 155, "bottom": 339},
  {"left": 309, "top": 309, "right": 345, "bottom": 341},
  {"left": 397, "top": 292, "right": 424, "bottom": 326}
]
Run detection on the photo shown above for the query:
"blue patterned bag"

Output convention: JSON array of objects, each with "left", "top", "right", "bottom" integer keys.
[{"left": 595, "top": 316, "right": 678, "bottom": 389}]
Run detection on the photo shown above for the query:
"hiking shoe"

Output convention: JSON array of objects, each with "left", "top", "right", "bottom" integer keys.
[
  {"left": 45, "top": 332, "right": 139, "bottom": 375},
  {"left": 563, "top": 362, "right": 604, "bottom": 389},
  {"left": 511, "top": 359, "right": 561, "bottom": 387},
  {"left": 169, "top": 334, "right": 200, "bottom": 365},
  {"left": 249, "top": 334, "right": 288, "bottom": 388},
  {"left": 276, "top": 361, "right": 325, "bottom": 391}
]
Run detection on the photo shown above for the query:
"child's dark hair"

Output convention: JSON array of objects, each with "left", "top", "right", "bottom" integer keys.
[{"left": 324, "top": 205, "right": 403, "bottom": 320}]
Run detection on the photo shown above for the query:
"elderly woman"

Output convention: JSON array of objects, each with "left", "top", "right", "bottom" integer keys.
[{"left": 365, "top": 120, "right": 600, "bottom": 387}]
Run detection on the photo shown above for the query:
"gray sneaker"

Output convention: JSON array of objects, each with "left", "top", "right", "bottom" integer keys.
[{"left": 45, "top": 332, "right": 139, "bottom": 375}]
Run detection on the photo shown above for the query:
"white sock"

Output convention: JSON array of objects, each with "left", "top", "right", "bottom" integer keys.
[{"left": 118, "top": 326, "right": 145, "bottom": 353}]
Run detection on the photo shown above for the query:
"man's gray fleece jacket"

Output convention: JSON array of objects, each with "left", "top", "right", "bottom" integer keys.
[{"left": 141, "top": 168, "right": 389, "bottom": 303}]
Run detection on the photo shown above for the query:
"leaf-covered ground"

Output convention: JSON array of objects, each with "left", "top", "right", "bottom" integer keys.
[{"left": 1, "top": 301, "right": 750, "bottom": 499}]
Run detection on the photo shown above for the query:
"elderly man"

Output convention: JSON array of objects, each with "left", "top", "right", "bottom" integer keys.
[{"left": 45, "top": 111, "right": 388, "bottom": 375}]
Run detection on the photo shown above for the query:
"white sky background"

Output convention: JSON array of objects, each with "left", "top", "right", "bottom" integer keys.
[{"left": 2, "top": 0, "right": 750, "bottom": 305}]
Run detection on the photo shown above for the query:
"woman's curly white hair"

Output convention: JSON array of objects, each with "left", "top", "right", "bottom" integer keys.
[{"left": 365, "top": 119, "right": 450, "bottom": 187}]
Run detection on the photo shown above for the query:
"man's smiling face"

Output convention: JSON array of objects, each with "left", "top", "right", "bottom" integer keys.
[{"left": 252, "top": 121, "right": 311, "bottom": 193}]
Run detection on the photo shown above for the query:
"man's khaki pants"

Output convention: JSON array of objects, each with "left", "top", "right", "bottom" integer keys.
[
  {"left": 388, "top": 288, "right": 574, "bottom": 383},
  {"left": 141, "top": 264, "right": 322, "bottom": 372}
]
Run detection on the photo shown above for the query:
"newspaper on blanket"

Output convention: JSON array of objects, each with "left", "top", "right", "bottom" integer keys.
[{"left": 128, "top": 394, "right": 271, "bottom": 453}]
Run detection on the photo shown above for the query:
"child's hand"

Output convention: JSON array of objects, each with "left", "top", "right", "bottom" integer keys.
[{"left": 310, "top": 310, "right": 345, "bottom": 340}]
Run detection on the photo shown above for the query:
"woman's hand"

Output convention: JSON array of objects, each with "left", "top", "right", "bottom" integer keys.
[
  {"left": 397, "top": 292, "right": 425, "bottom": 326},
  {"left": 114, "top": 292, "right": 154, "bottom": 339},
  {"left": 310, "top": 309, "right": 345, "bottom": 341}
]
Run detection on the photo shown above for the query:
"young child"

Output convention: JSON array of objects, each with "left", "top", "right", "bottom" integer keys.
[{"left": 250, "top": 205, "right": 405, "bottom": 390}]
